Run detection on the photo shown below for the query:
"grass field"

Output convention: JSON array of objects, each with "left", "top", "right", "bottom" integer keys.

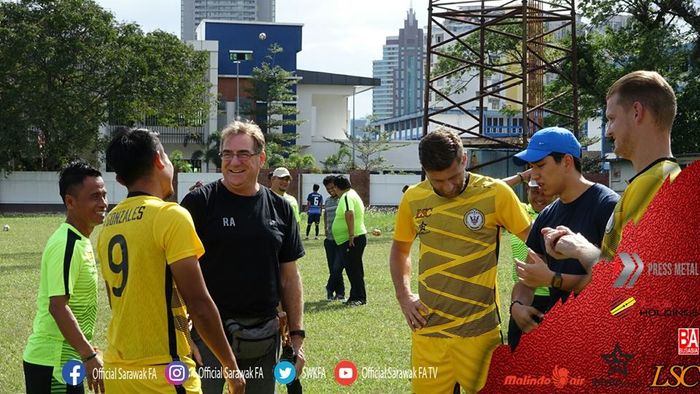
[{"left": 0, "top": 210, "right": 515, "bottom": 393}]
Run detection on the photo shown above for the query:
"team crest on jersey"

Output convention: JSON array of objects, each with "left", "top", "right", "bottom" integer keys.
[
  {"left": 464, "top": 208, "right": 485, "bottom": 231},
  {"left": 605, "top": 212, "right": 614, "bottom": 234}
]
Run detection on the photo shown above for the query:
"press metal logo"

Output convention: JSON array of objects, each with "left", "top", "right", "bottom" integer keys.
[
  {"left": 614, "top": 253, "right": 699, "bottom": 288},
  {"left": 614, "top": 253, "right": 645, "bottom": 288}
]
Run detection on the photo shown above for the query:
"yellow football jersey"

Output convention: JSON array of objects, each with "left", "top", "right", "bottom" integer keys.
[
  {"left": 97, "top": 195, "right": 204, "bottom": 366},
  {"left": 601, "top": 159, "right": 680, "bottom": 259},
  {"left": 394, "top": 173, "right": 531, "bottom": 338}
]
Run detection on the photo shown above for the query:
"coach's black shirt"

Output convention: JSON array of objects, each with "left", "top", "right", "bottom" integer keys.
[
  {"left": 181, "top": 181, "right": 305, "bottom": 319},
  {"left": 526, "top": 183, "right": 619, "bottom": 305}
]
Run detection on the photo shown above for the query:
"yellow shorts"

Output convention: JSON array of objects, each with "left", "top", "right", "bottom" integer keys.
[
  {"left": 411, "top": 327, "right": 501, "bottom": 394},
  {"left": 103, "top": 358, "right": 201, "bottom": 394}
]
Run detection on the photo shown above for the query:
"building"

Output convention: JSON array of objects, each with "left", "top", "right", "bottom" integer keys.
[
  {"left": 372, "top": 8, "right": 425, "bottom": 119},
  {"left": 181, "top": 0, "right": 275, "bottom": 41}
]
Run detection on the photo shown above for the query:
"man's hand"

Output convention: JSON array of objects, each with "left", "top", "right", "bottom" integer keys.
[
  {"left": 291, "top": 335, "right": 306, "bottom": 378},
  {"left": 511, "top": 303, "right": 543, "bottom": 333},
  {"left": 348, "top": 236, "right": 355, "bottom": 248},
  {"left": 84, "top": 353, "right": 104, "bottom": 393},
  {"left": 224, "top": 366, "right": 245, "bottom": 394},
  {"left": 542, "top": 226, "right": 600, "bottom": 271},
  {"left": 397, "top": 293, "right": 429, "bottom": 330},
  {"left": 516, "top": 249, "right": 553, "bottom": 288}
]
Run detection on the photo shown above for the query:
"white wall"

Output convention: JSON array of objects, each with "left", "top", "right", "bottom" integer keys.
[
  {"left": 1, "top": 171, "right": 423, "bottom": 208},
  {"left": 297, "top": 84, "right": 352, "bottom": 147},
  {"left": 0, "top": 172, "right": 128, "bottom": 205}
]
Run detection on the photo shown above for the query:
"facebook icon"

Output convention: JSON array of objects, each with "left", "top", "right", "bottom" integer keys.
[{"left": 61, "top": 360, "right": 86, "bottom": 386}]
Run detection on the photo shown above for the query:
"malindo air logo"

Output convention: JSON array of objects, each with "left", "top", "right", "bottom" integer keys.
[
  {"left": 614, "top": 252, "right": 699, "bottom": 288},
  {"left": 503, "top": 365, "right": 584, "bottom": 388}
]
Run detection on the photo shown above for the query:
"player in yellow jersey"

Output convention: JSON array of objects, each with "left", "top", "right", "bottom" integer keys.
[
  {"left": 98, "top": 128, "right": 245, "bottom": 394},
  {"left": 390, "top": 129, "right": 532, "bottom": 393},
  {"left": 541, "top": 71, "right": 681, "bottom": 266}
]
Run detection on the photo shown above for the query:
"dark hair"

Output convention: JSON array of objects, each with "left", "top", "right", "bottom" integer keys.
[
  {"left": 333, "top": 175, "right": 352, "bottom": 190},
  {"left": 419, "top": 129, "right": 464, "bottom": 171},
  {"left": 59, "top": 159, "right": 102, "bottom": 204},
  {"left": 313, "top": 184, "right": 320, "bottom": 191},
  {"left": 550, "top": 152, "right": 582, "bottom": 173},
  {"left": 106, "top": 127, "right": 163, "bottom": 187},
  {"left": 322, "top": 175, "right": 336, "bottom": 186}
]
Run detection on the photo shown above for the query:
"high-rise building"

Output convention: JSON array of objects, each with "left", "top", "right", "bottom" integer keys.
[
  {"left": 372, "top": 8, "right": 425, "bottom": 119},
  {"left": 181, "top": 0, "right": 275, "bottom": 41}
]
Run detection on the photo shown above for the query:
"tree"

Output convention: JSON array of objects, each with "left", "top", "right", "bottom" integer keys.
[
  {"left": 321, "top": 146, "right": 352, "bottom": 172},
  {"left": 170, "top": 150, "right": 194, "bottom": 173},
  {"left": 0, "top": 0, "right": 210, "bottom": 171},
  {"left": 245, "top": 43, "right": 303, "bottom": 135},
  {"left": 324, "top": 121, "right": 409, "bottom": 172}
]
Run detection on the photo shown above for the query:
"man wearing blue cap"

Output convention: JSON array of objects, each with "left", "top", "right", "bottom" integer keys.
[{"left": 508, "top": 127, "right": 619, "bottom": 343}]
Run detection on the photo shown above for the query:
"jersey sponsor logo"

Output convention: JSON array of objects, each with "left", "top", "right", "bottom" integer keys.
[
  {"left": 415, "top": 208, "right": 432, "bottom": 218},
  {"left": 417, "top": 221, "right": 430, "bottom": 235},
  {"left": 222, "top": 217, "right": 236, "bottom": 227},
  {"left": 464, "top": 208, "right": 485, "bottom": 231},
  {"left": 679, "top": 328, "right": 699, "bottom": 356}
]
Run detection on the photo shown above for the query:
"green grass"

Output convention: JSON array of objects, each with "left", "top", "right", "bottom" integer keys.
[{"left": 0, "top": 212, "right": 515, "bottom": 393}]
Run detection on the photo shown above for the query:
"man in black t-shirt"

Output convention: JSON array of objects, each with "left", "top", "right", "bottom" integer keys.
[
  {"left": 181, "top": 121, "right": 305, "bottom": 394},
  {"left": 508, "top": 127, "right": 619, "bottom": 350}
]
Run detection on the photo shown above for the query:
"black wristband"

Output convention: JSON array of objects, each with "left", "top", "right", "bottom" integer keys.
[
  {"left": 289, "top": 330, "right": 306, "bottom": 339},
  {"left": 510, "top": 300, "right": 523, "bottom": 315},
  {"left": 83, "top": 351, "right": 98, "bottom": 362}
]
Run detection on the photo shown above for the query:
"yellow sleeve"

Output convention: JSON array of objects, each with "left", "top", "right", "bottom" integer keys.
[
  {"left": 494, "top": 181, "right": 531, "bottom": 235},
  {"left": 393, "top": 193, "right": 416, "bottom": 242},
  {"left": 154, "top": 204, "right": 205, "bottom": 264}
]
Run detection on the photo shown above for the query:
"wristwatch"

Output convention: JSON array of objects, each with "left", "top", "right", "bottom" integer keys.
[
  {"left": 551, "top": 271, "right": 563, "bottom": 289},
  {"left": 289, "top": 329, "right": 306, "bottom": 339}
]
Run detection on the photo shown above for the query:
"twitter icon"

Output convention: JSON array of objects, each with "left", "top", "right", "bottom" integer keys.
[{"left": 274, "top": 361, "right": 296, "bottom": 384}]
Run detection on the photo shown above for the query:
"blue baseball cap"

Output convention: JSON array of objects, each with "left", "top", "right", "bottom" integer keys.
[{"left": 513, "top": 127, "right": 581, "bottom": 166}]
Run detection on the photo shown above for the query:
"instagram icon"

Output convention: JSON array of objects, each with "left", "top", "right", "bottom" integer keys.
[{"left": 165, "top": 361, "right": 189, "bottom": 385}]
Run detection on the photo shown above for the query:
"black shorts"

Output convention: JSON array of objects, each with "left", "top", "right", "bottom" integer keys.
[
  {"left": 307, "top": 213, "right": 321, "bottom": 224},
  {"left": 24, "top": 360, "right": 85, "bottom": 394}
]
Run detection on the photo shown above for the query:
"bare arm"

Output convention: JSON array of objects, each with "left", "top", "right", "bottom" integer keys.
[
  {"left": 509, "top": 282, "right": 541, "bottom": 333},
  {"left": 502, "top": 168, "right": 532, "bottom": 187},
  {"left": 49, "top": 296, "right": 104, "bottom": 393},
  {"left": 280, "top": 261, "right": 305, "bottom": 376},
  {"left": 390, "top": 240, "right": 428, "bottom": 330},
  {"left": 516, "top": 249, "right": 592, "bottom": 293},
  {"left": 345, "top": 210, "right": 355, "bottom": 247},
  {"left": 171, "top": 256, "right": 244, "bottom": 394}
]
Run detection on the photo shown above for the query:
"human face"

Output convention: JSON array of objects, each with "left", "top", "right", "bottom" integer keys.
[
  {"left": 529, "top": 156, "right": 565, "bottom": 198},
  {"left": 220, "top": 133, "right": 264, "bottom": 194},
  {"left": 159, "top": 149, "right": 175, "bottom": 200},
  {"left": 605, "top": 93, "right": 637, "bottom": 159},
  {"left": 66, "top": 176, "right": 108, "bottom": 230},
  {"left": 271, "top": 176, "right": 291, "bottom": 194},
  {"left": 527, "top": 185, "right": 553, "bottom": 213},
  {"left": 424, "top": 155, "right": 467, "bottom": 199},
  {"left": 325, "top": 183, "right": 338, "bottom": 198}
]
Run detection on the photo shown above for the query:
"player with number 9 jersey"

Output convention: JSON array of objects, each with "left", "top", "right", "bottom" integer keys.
[{"left": 97, "top": 194, "right": 204, "bottom": 367}]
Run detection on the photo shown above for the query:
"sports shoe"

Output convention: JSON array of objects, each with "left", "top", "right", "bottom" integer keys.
[
  {"left": 345, "top": 300, "right": 366, "bottom": 306},
  {"left": 334, "top": 295, "right": 346, "bottom": 301}
]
